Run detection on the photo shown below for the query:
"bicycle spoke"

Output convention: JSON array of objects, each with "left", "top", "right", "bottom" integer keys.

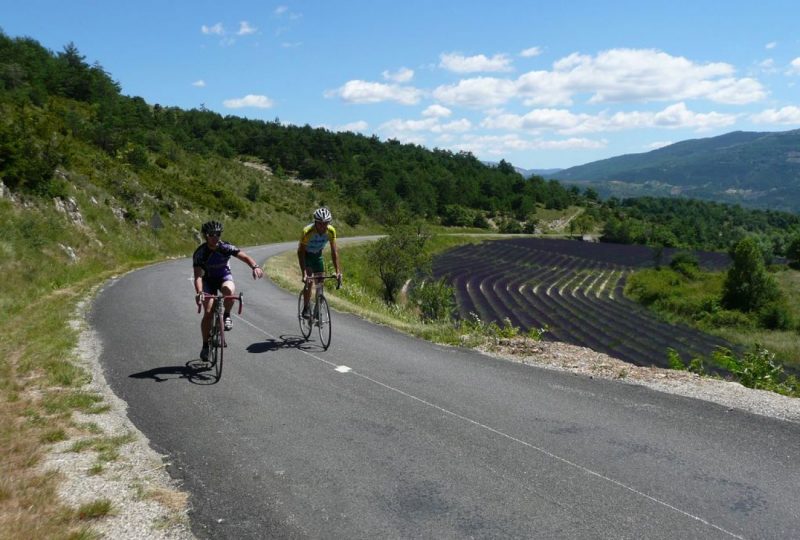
[
  {"left": 317, "top": 296, "right": 332, "bottom": 350},
  {"left": 298, "top": 291, "right": 312, "bottom": 339}
]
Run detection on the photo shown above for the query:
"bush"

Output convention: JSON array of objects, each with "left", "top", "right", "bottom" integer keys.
[
  {"left": 344, "top": 210, "right": 362, "bottom": 227},
  {"left": 697, "top": 309, "right": 754, "bottom": 329},
  {"left": 409, "top": 277, "right": 455, "bottom": 322},
  {"left": 758, "top": 301, "right": 794, "bottom": 330},
  {"left": 669, "top": 251, "right": 699, "bottom": 278},
  {"left": 712, "top": 346, "right": 798, "bottom": 396}
]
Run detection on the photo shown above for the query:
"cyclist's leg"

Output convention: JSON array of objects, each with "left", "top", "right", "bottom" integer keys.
[
  {"left": 303, "top": 252, "right": 324, "bottom": 313},
  {"left": 221, "top": 278, "right": 235, "bottom": 330},
  {"left": 200, "top": 279, "right": 218, "bottom": 358}
]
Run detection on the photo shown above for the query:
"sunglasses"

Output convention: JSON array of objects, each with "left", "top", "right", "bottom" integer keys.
[{"left": 206, "top": 232, "right": 221, "bottom": 237}]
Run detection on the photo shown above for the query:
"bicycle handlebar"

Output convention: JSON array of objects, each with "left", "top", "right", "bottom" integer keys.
[
  {"left": 196, "top": 292, "right": 244, "bottom": 314},
  {"left": 303, "top": 274, "right": 342, "bottom": 289}
]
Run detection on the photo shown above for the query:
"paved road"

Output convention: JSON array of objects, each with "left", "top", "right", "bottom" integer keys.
[{"left": 92, "top": 241, "right": 800, "bottom": 539}]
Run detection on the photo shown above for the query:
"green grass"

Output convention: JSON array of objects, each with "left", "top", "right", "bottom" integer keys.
[
  {"left": 626, "top": 265, "right": 800, "bottom": 373},
  {"left": 76, "top": 499, "right": 114, "bottom": 520}
]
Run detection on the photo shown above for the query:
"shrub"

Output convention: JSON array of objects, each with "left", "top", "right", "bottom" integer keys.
[
  {"left": 344, "top": 210, "right": 362, "bottom": 227},
  {"left": 698, "top": 309, "right": 754, "bottom": 329},
  {"left": 712, "top": 346, "right": 797, "bottom": 396},
  {"left": 758, "top": 301, "right": 794, "bottom": 330},
  {"left": 409, "top": 277, "right": 455, "bottom": 322},
  {"left": 722, "top": 236, "right": 780, "bottom": 312},
  {"left": 669, "top": 251, "right": 699, "bottom": 278}
]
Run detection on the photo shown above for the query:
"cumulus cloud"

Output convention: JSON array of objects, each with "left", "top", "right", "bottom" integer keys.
[
  {"left": 422, "top": 104, "right": 452, "bottom": 118},
  {"left": 382, "top": 67, "right": 414, "bottom": 83},
  {"left": 237, "top": 21, "right": 257, "bottom": 35},
  {"left": 433, "top": 49, "right": 765, "bottom": 109},
  {"left": 750, "top": 106, "right": 800, "bottom": 124},
  {"left": 325, "top": 80, "right": 422, "bottom": 105},
  {"left": 433, "top": 77, "right": 517, "bottom": 108},
  {"left": 787, "top": 58, "right": 800, "bottom": 75},
  {"left": 439, "top": 52, "right": 513, "bottom": 73},
  {"left": 201, "top": 23, "right": 224, "bottom": 35},
  {"left": 453, "top": 134, "right": 606, "bottom": 157},
  {"left": 223, "top": 94, "right": 274, "bottom": 109},
  {"left": 481, "top": 102, "right": 736, "bottom": 135},
  {"left": 192, "top": 80, "right": 206, "bottom": 87},
  {"left": 520, "top": 46, "right": 542, "bottom": 58}
]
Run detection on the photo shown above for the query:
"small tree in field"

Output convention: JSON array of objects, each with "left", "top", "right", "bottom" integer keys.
[
  {"left": 367, "top": 223, "right": 430, "bottom": 304},
  {"left": 721, "top": 237, "right": 780, "bottom": 312},
  {"left": 786, "top": 235, "right": 800, "bottom": 269}
]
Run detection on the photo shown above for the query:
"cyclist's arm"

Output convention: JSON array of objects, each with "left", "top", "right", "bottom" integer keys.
[
  {"left": 297, "top": 241, "right": 308, "bottom": 278},
  {"left": 330, "top": 238, "right": 341, "bottom": 275},
  {"left": 193, "top": 266, "right": 204, "bottom": 300},
  {"left": 235, "top": 251, "right": 264, "bottom": 278}
]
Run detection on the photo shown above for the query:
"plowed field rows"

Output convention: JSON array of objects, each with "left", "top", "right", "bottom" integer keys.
[{"left": 433, "top": 238, "right": 733, "bottom": 369}]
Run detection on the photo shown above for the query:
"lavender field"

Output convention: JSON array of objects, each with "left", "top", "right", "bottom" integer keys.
[{"left": 433, "top": 238, "right": 733, "bottom": 369}]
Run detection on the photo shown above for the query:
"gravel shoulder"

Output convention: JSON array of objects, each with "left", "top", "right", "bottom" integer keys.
[{"left": 43, "top": 310, "right": 798, "bottom": 539}]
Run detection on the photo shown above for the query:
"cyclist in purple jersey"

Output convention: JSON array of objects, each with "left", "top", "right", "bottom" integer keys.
[{"left": 193, "top": 220, "right": 263, "bottom": 361}]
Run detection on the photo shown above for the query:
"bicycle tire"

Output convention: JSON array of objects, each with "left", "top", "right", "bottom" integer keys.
[
  {"left": 298, "top": 291, "right": 312, "bottom": 339},
  {"left": 211, "top": 312, "right": 224, "bottom": 380},
  {"left": 317, "top": 295, "right": 332, "bottom": 350}
]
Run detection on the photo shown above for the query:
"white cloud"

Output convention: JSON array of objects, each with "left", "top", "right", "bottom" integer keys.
[
  {"left": 379, "top": 116, "right": 471, "bottom": 136},
  {"left": 750, "top": 106, "right": 800, "bottom": 124},
  {"left": 223, "top": 94, "right": 274, "bottom": 109},
  {"left": 274, "top": 6, "right": 288, "bottom": 15},
  {"left": 336, "top": 121, "right": 369, "bottom": 132},
  {"left": 766, "top": 41, "right": 777, "bottom": 49},
  {"left": 325, "top": 80, "right": 422, "bottom": 105},
  {"left": 520, "top": 46, "right": 542, "bottom": 58},
  {"left": 433, "top": 77, "right": 517, "bottom": 108},
  {"left": 237, "top": 21, "right": 257, "bottom": 35},
  {"left": 481, "top": 102, "right": 736, "bottom": 135},
  {"left": 422, "top": 104, "right": 452, "bottom": 118},
  {"left": 382, "top": 67, "right": 414, "bottom": 83},
  {"left": 192, "top": 80, "right": 206, "bottom": 87},
  {"left": 201, "top": 23, "right": 224, "bottom": 35},
  {"left": 453, "top": 134, "right": 606, "bottom": 157},
  {"left": 759, "top": 59, "right": 777, "bottom": 73},
  {"left": 787, "top": 58, "right": 800, "bottom": 75},
  {"left": 516, "top": 48, "right": 767, "bottom": 106},
  {"left": 439, "top": 52, "right": 513, "bottom": 73}
]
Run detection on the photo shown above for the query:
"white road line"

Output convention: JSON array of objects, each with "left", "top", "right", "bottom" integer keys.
[
  {"left": 235, "top": 314, "right": 744, "bottom": 539},
  {"left": 335, "top": 365, "right": 352, "bottom": 373}
]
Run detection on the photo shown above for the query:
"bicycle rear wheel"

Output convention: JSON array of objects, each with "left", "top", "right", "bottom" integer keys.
[
  {"left": 317, "top": 296, "right": 332, "bottom": 350},
  {"left": 210, "top": 313, "right": 224, "bottom": 380},
  {"left": 298, "top": 291, "right": 312, "bottom": 339}
]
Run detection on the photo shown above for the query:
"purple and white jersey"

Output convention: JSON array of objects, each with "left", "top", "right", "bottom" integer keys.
[{"left": 192, "top": 241, "right": 240, "bottom": 280}]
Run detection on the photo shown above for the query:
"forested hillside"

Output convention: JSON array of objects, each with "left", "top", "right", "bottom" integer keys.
[{"left": 553, "top": 129, "right": 800, "bottom": 212}]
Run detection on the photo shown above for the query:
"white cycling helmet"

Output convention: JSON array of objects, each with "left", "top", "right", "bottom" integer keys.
[{"left": 313, "top": 206, "right": 332, "bottom": 223}]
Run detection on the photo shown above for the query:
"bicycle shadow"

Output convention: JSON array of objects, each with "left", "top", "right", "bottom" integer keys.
[
  {"left": 247, "top": 335, "right": 307, "bottom": 354},
  {"left": 129, "top": 360, "right": 221, "bottom": 385}
]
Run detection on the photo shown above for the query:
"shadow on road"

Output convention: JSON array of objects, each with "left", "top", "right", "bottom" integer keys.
[
  {"left": 129, "top": 360, "right": 220, "bottom": 385},
  {"left": 247, "top": 335, "right": 307, "bottom": 354}
]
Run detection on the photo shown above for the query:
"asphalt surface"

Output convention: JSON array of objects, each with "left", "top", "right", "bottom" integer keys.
[{"left": 91, "top": 241, "right": 800, "bottom": 539}]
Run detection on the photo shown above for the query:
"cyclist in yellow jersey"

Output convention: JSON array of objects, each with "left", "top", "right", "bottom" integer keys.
[{"left": 298, "top": 207, "right": 341, "bottom": 318}]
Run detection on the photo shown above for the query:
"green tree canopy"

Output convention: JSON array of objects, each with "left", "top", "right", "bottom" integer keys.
[{"left": 721, "top": 237, "right": 780, "bottom": 312}]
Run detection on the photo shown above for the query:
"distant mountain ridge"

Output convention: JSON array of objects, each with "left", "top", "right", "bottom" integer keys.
[{"left": 551, "top": 129, "right": 800, "bottom": 212}]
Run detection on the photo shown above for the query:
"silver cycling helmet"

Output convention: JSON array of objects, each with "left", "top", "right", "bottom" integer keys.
[
  {"left": 313, "top": 206, "right": 332, "bottom": 223},
  {"left": 201, "top": 220, "right": 224, "bottom": 235}
]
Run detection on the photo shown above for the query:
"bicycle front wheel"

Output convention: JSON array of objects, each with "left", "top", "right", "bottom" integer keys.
[
  {"left": 211, "top": 313, "right": 224, "bottom": 380},
  {"left": 298, "top": 291, "right": 312, "bottom": 339},
  {"left": 317, "top": 296, "right": 332, "bottom": 350}
]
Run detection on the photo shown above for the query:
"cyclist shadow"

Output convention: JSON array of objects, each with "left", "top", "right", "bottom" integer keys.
[
  {"left": 247, "top": 335, "right": 307, "bottom": 355},
  {"left": 129, "top": 360, "right": 221, "bottom": 385}
]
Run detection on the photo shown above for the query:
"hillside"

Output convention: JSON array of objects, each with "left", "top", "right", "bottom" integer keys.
[{"left": 553, "top": 129, "right": 800, "bottom": 212}]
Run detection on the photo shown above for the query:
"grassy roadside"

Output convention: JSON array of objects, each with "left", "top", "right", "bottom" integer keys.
[{"left": 265, "top": 233, "right": 546, "bottom": 347}]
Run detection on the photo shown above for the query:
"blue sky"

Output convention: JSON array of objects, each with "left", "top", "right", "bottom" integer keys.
[{"left": 3, "top": 0, "right": 800, "bottom": 169}]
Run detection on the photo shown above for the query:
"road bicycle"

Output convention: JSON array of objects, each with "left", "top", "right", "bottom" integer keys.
[
  {"left": 197, "top": 292, "right": 243, "bottom": 380},
  {"left": 298, "top": 274, "right": 341, "bottom": 350}
]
